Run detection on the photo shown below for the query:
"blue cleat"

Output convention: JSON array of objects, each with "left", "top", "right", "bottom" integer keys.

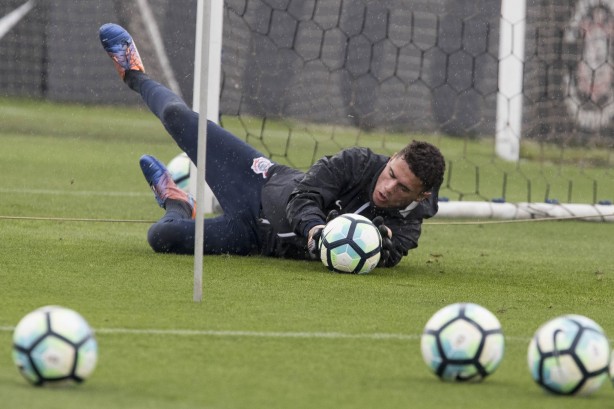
[
  {"left": 139, "top": 155, "right": 194, "bottom": 214},
  {"left": 99, "top": 23, "right": 145, "bottom": 80}
]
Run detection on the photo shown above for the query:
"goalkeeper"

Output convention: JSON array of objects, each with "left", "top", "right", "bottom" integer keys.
[{"left": 99, "top": 23, "right": 445, "bottom": 268}]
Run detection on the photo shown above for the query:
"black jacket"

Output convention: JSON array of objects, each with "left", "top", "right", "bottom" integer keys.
[{"left": 258, "top": 147, "right": 439, "bottom": 267}]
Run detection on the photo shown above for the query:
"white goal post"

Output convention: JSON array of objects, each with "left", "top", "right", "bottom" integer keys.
[
  {"left": 495, "top": 0, "right": 526, "bottom": 162},
  {"left": 437, "top": 201, "right": 614, "bottom": 222}
]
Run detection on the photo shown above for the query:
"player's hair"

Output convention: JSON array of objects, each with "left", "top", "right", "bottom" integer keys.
[{"left": 398, "top": 141, "right": 445, "bottom": 192}]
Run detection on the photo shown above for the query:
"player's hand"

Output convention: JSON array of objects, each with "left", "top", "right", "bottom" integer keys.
[
  {"left": 372, "top": 216, "right": 400, "bottom": 267},
  {"left": 372, "top": 216, "right": 391, "bottom": 238},
  {"left": 307, "top": 225, "right": 325, "bottom": 258},
  {"left": 307, "top": 211, "right": 340, "bottom": 258}
]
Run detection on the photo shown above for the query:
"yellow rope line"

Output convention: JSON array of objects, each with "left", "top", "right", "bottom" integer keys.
[
  {"left": 0, "top": 215, "right": 156, "bottom": 223},
  {"left": 0, "top": 213, "right": 612, "bottom": 225}
]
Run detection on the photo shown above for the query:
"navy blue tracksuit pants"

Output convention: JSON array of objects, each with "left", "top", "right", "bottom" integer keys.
[{"left": 131, "top": 73, "right": 269, "bottom": 255}]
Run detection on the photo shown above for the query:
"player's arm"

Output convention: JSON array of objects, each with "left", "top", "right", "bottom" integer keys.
[
  {"left": 286, "top": 149, "right": 363, "bottom": 238},
  {"left": 306, "top": 210, "right": 339, "bottom": 257}
]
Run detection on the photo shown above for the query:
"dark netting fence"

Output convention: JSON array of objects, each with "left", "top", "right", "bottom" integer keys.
[{"left": 1, "top": 0, "right": 612, "bottom": 205}]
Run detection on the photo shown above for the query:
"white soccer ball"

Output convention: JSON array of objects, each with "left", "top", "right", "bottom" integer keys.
[
  {"left": 421, "top": 302, "right": 505, "bottom": 381},
  {"left": 12, "top": 305, "right": 98, "bottom": 386},
  {"left": 167, "top": 152, "right": 191, "bottom": 192},
  {"left": 319, "top": 214, "right": 382, "bottom": 274},
  {"left": 527, "top": 314, "right": 610, "bottom": 396}
]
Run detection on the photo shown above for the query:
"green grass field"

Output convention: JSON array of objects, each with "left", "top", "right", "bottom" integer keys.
[{"left": 1, "top": 98, "right": 613, "bottom": 408}]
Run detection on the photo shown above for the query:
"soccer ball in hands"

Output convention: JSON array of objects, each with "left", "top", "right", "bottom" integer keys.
[
  {"left": 319, "top": 214, "right": 382, "bottom": 274},
  {"left": 167, "top": 152, "right": 191, "bottom": 192},
  {"left": 527, "top": 314, "right": 610, "bottom": 396},
  {"left": 12, "top": 306, "right": 98, "bottom": 386},
  {"left": 421, "top": 302, "right": 505, "bottom": 381}
]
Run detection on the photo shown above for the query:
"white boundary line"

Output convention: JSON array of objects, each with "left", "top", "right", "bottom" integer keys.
[
  {"left": 0, "top": 326, "right": 531, "bottom": 342},
  {"left": 96, "top": 329, "right": 421, "bottom": 340}
]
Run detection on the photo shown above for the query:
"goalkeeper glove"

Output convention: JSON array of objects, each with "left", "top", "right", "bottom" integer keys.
[
  {"left": 307, "top": 210, "right": 340, "bottom": 258},
  {"left": 372, "top": 216, "right": 401, "bottom": 267}
]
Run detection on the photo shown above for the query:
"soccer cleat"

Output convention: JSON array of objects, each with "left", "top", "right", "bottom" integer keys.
[
  {"left": 139, "top": 154, "right": 194, "bottom": 214},
  {"left": 99, "top": 23, "right": 145, "bottom": 80}
]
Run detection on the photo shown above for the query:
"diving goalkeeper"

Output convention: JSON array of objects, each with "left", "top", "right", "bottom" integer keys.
[{"left": 98, "top": 23, "right": 445, "bottom": 268}]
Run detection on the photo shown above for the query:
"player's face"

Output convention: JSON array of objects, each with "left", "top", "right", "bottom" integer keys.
[{"left": 372, "top": 155, "right": 431, "bottom": 208}]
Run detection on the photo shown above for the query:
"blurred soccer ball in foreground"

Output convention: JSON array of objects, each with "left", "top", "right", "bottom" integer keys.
[
  {"left": 167, "top": 152, "right": 191, "bottom": 192},
  {"left": 421, "top": 302, "right": 505, "bottom": 381},
  {"left": 12, "top": 306, "right": 98, "bottom": 386},
  {"left": 527, "top": 314, "right": 610, "bottom": 396},
  {"left": 319, "top": 213, "right": 381, "bottom": 274}
]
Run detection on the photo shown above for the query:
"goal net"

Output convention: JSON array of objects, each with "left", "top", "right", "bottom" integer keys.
[{"left": 216, "top": 0, "right": 613, "bottom": 220}]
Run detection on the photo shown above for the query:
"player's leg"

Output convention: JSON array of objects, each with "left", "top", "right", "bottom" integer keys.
[
  {"left": 139, "top": 154, "right": 194, "bottom": 214},
  {"left": 140, "top": 154, "right": 261, "bottom": 255},
  {"left": 99, "top": 23, "right": 144, "bottom": 80},
  {"left": 147, "top": 214, "right": 259, "bottom": 255},
  {"left": 130, "top": 73, "right": 272, "bottom": 219},
  {"left": 99, "top": 23, "right": 272, "bottom": 219}
]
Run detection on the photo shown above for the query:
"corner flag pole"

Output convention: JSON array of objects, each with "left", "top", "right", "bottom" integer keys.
[
  {"left": 192, "top": 0, "right": 219, "bottom": 302},
  {"left": 193, "top": 0, "right": 224, "bottom": 301},
  {"left": 192, "top": 0, "right": 210, "bottom": 302}
]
